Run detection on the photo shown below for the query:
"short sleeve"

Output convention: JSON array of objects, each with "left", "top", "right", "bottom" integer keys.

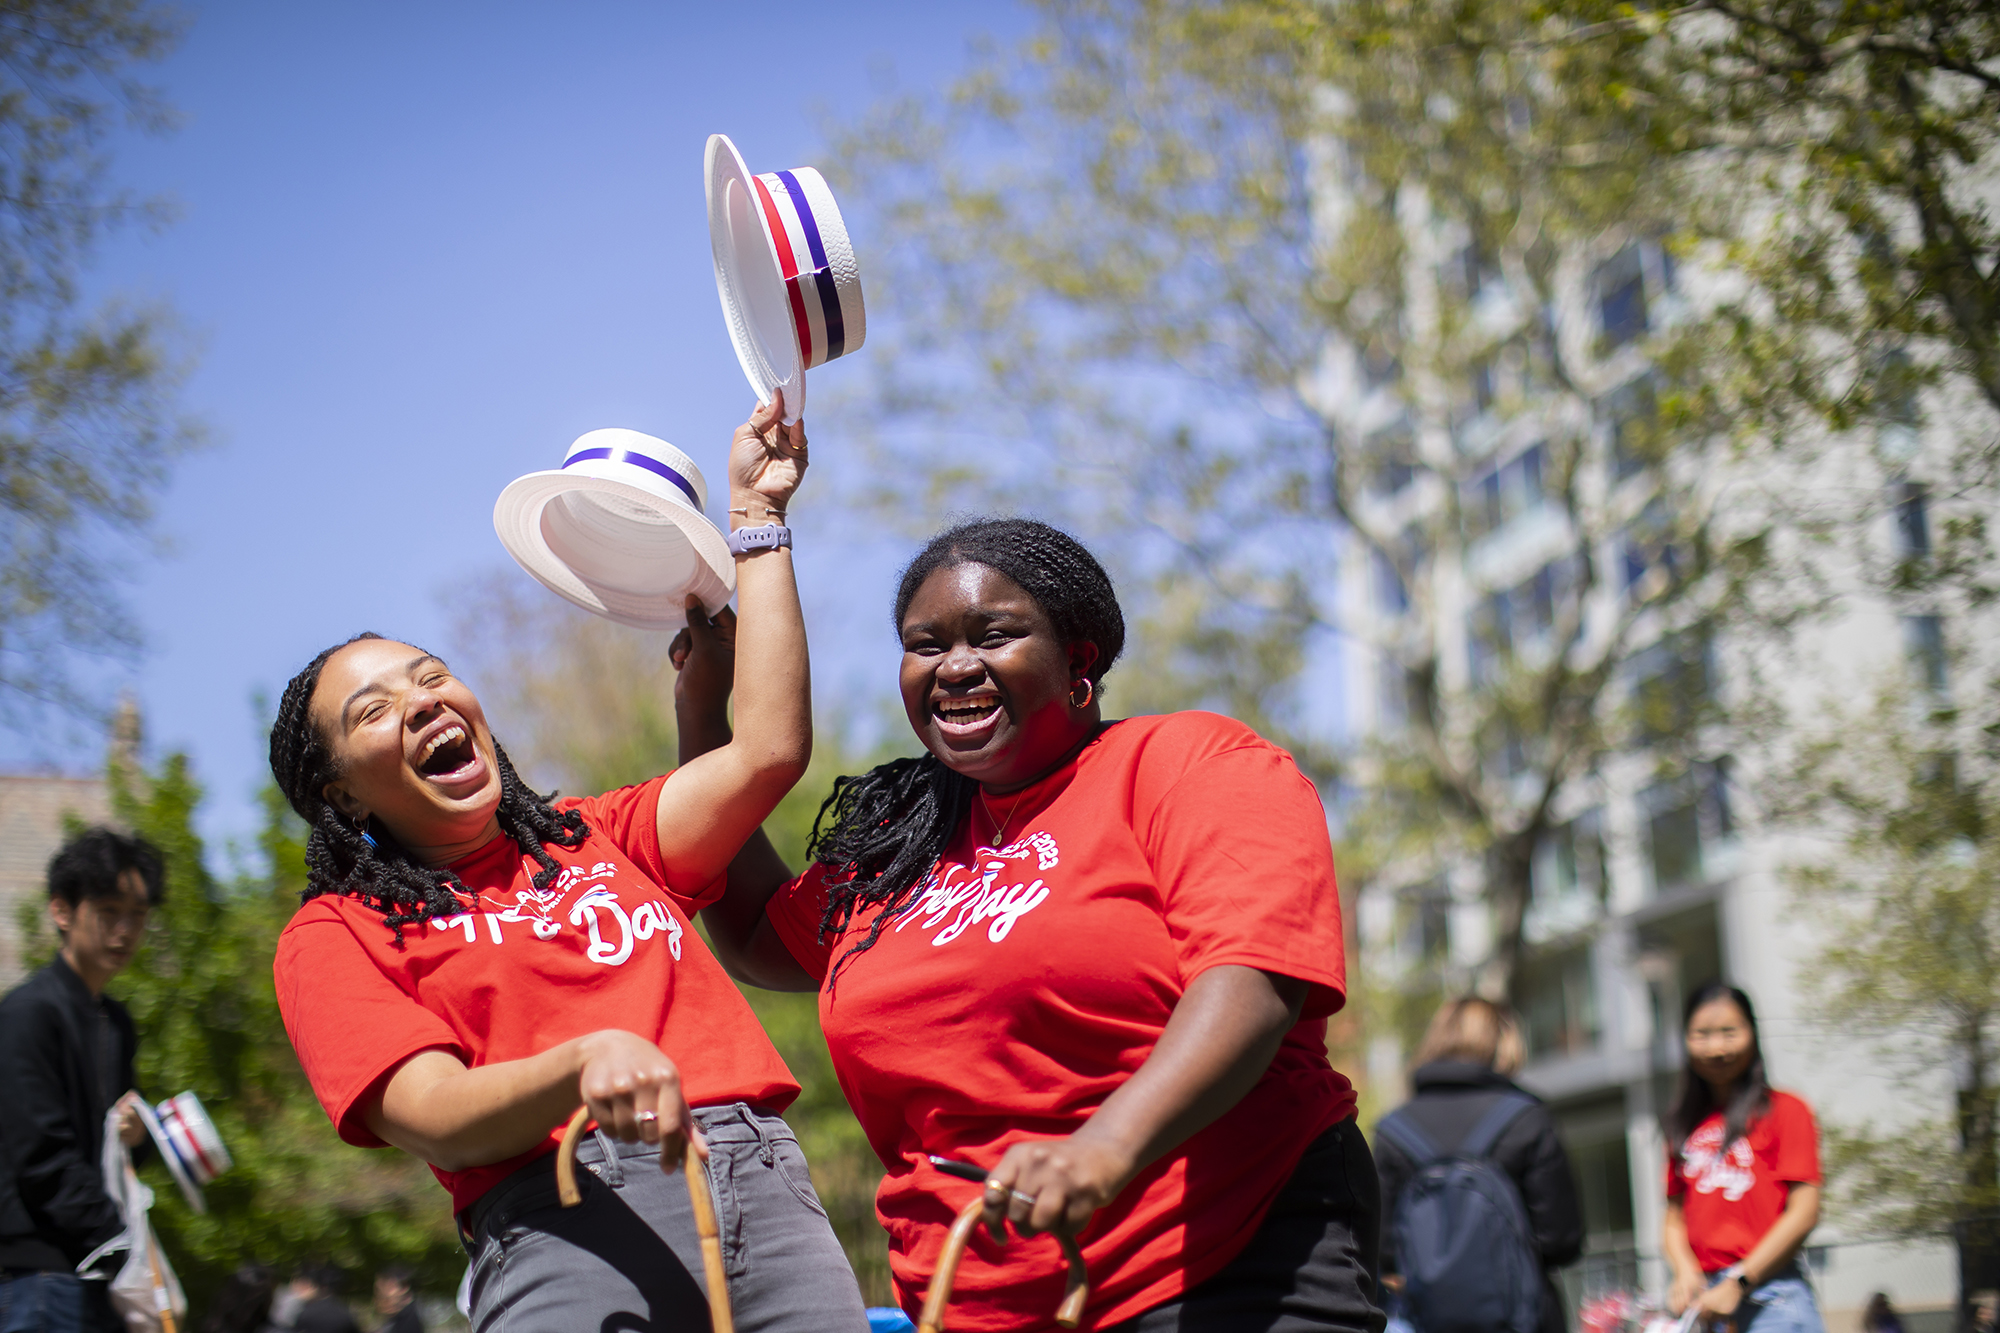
[
  {"left": 1142, "top": 741, "right": 1347, "bottom": 1019},
  {"left": 570, "top": 774, "right": 724, "bottom": 914},
  {"left": 274, "top": 909, "right": 466, "bottom": 1148},
  {"left": 1665, "top": 1148, "right": 1686, "bottom": 1198},
  {"left": 1770, "top": 1094, "right": 1821, "bottom": 1185},
  {"left": 767, "top": 864, "right": 836, "bottom": 982}
]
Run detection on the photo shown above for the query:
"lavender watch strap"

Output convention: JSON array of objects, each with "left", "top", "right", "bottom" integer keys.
[{"left": 726, "top": 523, "right": 792, "bottom": 556}]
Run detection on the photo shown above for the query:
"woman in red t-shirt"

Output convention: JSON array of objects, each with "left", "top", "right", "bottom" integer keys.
[
  {"left": 1662, "top": 983, "right": 1824, "bottom": 1333},
  {"left": 267, "top": 402, "right": 868, "bottom": 1333},
  {"left": 701, "top": 517, "right": 1381, "bottom": 1331}
]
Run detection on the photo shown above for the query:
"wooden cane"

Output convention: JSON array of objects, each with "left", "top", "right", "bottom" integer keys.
[
  {"left": 916, "top": 1196, "right": 1089, "bottom": 1333},
  {"left": 557, "top": 1106, "right": 734, "bottom": 1333},
  {"left": 145, "top": 1241, "right": 178, "bottom": 1333}
]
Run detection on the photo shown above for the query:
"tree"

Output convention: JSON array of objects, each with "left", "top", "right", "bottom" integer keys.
[
  {"left": 830, "top": 0, "right": 1751, "bottom": 998},
  {"left": 1570, "top": 2, "right": 2000, "bottom": 1299},
  {"left": 0, "top": 0, "right": 198, "bottom": 723},
  {"left": 446, "top": 573, "right": 914, "bottom": 1301},
  {"left": 11, "top": 752, "right": 465, "bottom": 1317},
  {"left": 1775, "top": 681, "right": 2000, "bottom": 1305}
]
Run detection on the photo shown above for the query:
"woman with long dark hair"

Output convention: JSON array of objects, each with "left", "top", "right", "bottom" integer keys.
[
  {"left": 1662, "top": 983, "right": 1823, "bottom": 1332},
  {"left": 701, "top": 517, "right": 1382, "bottom": 1330},
  {"left": 267, "top": 402, "right": 867, "bottom": 1333}
]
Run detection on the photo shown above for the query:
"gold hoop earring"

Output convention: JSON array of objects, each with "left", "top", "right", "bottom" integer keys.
[{"left": 1070, "top": 677, "right": 1094, "bottom": 709}]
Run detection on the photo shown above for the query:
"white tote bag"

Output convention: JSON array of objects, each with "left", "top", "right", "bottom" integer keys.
[{"left": 76, "top": 1107, "right": 187, "bottom": 1333}]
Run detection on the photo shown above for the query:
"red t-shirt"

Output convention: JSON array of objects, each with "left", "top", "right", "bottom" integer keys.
[
  {"left": 1665, "top": 1089, "right": 1820, "bottom": 1271},
  {"left": 768, "top": 712, "right": 1357, "bottom": 1330},
  {"left": 274, "top": 775, "right": 800, "bottom": 1214}
]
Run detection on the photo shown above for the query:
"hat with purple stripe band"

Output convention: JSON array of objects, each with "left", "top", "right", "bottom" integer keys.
[
  {"left": 493, "top": 428, "right": 734, "bottom": 628},
  {"left": 706, "top": 134, "right": 866, "bottom": 425}
]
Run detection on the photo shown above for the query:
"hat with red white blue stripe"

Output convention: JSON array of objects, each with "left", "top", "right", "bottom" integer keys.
[
  {"left": 137, "top": 1092, "right": 232, "bottom": 1213},
  {"left": 706, "top": 134, "right": 866, "bottom": 425}
]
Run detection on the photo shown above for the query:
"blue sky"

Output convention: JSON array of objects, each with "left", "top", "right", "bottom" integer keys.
[{"left": 8, "top": 1, "right": 1030, "bottom": 861}]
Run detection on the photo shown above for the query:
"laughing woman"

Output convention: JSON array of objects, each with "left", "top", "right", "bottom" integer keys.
[
  {"left": 703, "top": 517, "right": 1383, "bottom": 1332},
  {"left": 268, "top": 401, "right": 867, "bottom": 1333}
]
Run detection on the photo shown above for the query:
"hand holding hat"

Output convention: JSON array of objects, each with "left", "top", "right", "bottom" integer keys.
[{"left": 727, "top": 395, "right": 808, "bottom": 529}]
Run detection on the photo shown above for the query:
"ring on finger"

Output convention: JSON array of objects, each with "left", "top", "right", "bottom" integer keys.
[
  {"left": 985, "top": 1180, "right": 1036, "bottom": 1207},
  {"left": 634, "top": 1111, "right": 659, "bottom": 1125}
]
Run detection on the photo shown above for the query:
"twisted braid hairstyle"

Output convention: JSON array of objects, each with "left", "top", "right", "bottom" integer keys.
[
  {"left": 269, "top": 632, "right": 589, "bottom": 943},
  {"left": 807, "top": 518, "right": 1124, "bottom": 978}
]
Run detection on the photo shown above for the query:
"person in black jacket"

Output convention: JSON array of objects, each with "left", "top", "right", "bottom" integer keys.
[
  {"left": 0, "top": 827, "right": 166, "bottom": 1333},
  {"left": 1375, "top": 997, "right": 1584, "bottom": 1333}
]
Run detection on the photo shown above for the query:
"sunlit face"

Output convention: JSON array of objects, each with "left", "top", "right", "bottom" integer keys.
[
  {"left": 1685, "top": 995, "right": 1756, "bottom": 1091},
  {"left": 898, "top": 563, "right": 1099, "bottom": 792},
  {"left": 310, "top": 639, "right": 502, "bottom": 855},
  {"left": 49, "top": 869, "right": 151, "bottom": 986}
]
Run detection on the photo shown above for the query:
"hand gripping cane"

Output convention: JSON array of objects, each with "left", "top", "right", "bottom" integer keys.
[
  {"left": 556, "top": 1106, "right": 733, "bottom": 1333},
  {"left": 915, "top": 1196, "right": 1088, "bottom": 1333}
]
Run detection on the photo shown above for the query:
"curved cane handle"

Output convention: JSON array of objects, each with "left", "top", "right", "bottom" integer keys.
[
  {"left": 915, "top": 1196, "right": 1090, "bottom": 1333},
  {"left": 916, "top": 1198, "right": 986, "bottom": 1333},
  {"left": 554, "top": 1106, "right": 732, "bottom": 1333},
  {"left": 556, "top": 1106, "right": 591, "bottom": 1207}
]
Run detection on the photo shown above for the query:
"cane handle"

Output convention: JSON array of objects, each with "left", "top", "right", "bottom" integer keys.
[
  {"left": 556, "top": 1106, "right": 591, "bottom": 1207},
  {"left": 554, "top": 1106, "right": 733, "bottom": 1331},
  {"left": 916, "top": 1196, "right": 1089, "bottom": 1333}
]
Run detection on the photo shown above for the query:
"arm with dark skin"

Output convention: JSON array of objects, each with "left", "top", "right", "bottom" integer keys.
[{"left": 672, "top": 600, "right": 829, "bottom": 993}]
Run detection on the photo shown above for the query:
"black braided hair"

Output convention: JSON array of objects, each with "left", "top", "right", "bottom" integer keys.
[
  {"left": 269, "top": 632, "right": 589, "bottom": 944},
  {"left": 807, "top": 518, "right": 1124, "bottom": 978}
]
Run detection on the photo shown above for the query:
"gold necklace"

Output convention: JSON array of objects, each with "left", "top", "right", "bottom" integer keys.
[{"left": 978, "top": 789, "right": 1027, "bottom": 849}]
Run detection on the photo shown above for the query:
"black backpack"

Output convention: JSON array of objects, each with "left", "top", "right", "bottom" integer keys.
[{"left": 1376, "top": 1093, "right": 1545, "bottom": 1333}]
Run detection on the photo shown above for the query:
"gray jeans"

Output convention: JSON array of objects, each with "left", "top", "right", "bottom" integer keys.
[{"left": 464, "top": 1103, "right": 868, "bottom": 1333}]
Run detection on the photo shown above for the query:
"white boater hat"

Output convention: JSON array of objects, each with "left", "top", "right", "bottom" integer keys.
[
  {"left": 493, "top": 428, "right": 734, "bottom": 627},
  {"left": 706, "top": 133, "right": 866, "bottom": 425},
  {"left": 138, "top": 1092, "right": 231, "bottom": 1214}
]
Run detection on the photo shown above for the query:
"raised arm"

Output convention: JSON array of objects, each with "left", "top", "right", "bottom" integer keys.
[
  {"left": 648, "top": 399, "right": 811, "bottom": 893},
  {"left": 669, "top": 598, "right": 818, "bottom": 992}
]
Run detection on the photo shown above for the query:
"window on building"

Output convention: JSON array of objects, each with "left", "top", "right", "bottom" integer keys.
[
  {"left": 1468, "top": 557, "right": 1579, "bottom": 687},
  {"left": 1362, "top": 339, "right": 1402, "bottom": 391},
  {"left": 1519, "top": 943, "right": 1600, "bottom": 1059},
  {"left": 1638, "top": 900, "right": 1724, "bottom": 1060},
  {"left": 1463, "top": 442, "right": 1546, "bottom": 542},
  {"left": 1396, "top": 879, "right": 1451, "bottom": 967},
  {"left": 1362, "top": 420, "right": 1417, "bottom": 499},
  {"left": 1893, "top": 480, "right": 1930, "bottom": 561},
  {"left": 1529, "top": 810, "right": 1608, "bottom": 941},
  {"left": 1373, "top": 548, "right": 1409, "bottom": 615},
  {"left": 1628, "top": 633, "right": 1713, "bottom": 745},
  {"left": 1596, "top": 244, "right": 1648, "bottom": 349},
  {"left": 1640, "top": 762, "right": 1731, "bottom": 897},
  {"left": 1568, "top": 1130, "right": 1636, "bottom": 1240},
  {"left": 1904, "top": 614, "right": 1948, "bottom": 695},
  {"left": 1605, "top": 376, "right": 1658, "bottom": 481},
  {"left": 1620, "top": 499, "right": 1682, "bottom": 595}
]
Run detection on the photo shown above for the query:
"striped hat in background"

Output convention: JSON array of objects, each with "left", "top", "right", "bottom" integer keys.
[{"left": 138, "top": 1092, "right": 232, "bottom": 1213}]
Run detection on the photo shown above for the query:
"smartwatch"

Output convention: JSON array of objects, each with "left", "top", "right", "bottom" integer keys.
[{"left": 726, "top": 523, "right": 792, "bottom": 556}]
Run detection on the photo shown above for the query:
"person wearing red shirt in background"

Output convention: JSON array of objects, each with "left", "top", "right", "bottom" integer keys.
[
  {"left": 266, "top": 402, "right": 868, "bottom": 1333},
  {"left": 700, "top": 518, "right": 1383, "bottom": 1332},
  {"left": 1663, "top": 983, "right": 1824, "bottom": 1333}
]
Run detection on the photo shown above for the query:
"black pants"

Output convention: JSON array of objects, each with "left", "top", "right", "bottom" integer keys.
[{"left": 1111, "top": 1118, "right": 1387, "bottom": 1333}]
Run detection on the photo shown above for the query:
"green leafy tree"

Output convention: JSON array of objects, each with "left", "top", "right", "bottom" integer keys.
[
  {"left": 14, "top": 754, "right": 465, "bottom": 1317},
  {"left": 829, "top": 0, "right": 1753, "bottom": 999},
  {"left": 0, "top": 0, "right": 199, "bottom": 721}
]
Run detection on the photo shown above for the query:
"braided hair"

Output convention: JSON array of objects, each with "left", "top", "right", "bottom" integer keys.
[
  {"left": 808, "top": 518, "right": 1124, "bottom": 977},
  {"left": 269, "top": 632, "right": 589, "bottom": 943}
]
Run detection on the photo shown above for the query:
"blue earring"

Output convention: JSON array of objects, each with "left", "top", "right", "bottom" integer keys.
[{"left": 355, "top": 816, "right": 380, "bottom": 851}]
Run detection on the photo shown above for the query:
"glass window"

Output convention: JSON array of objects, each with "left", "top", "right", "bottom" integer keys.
[
  {"left": 1904, "top": 614, "right": 1948, "bottom": 694},
  {"left": 1640, "top": 763, "right": 1730, "bottom": 897},
  {"left": 1604, "top": 376, "right": 1658, "bottom": 481},
  {"left": 1519, "top": 944, "right": 1600, "bottom": 1058},
  {"left": 1894, "top": 481, "right": 1930, "bottom": 559},
  {"left": 1597, "top": 244, "right": 1648, "bottom": 348},
  {"left": 1629, "top": 633, "right": 1712, "bottom": 744},
  {"left": 1462, "top": 443, "right": 1546, "bottom": 542}
]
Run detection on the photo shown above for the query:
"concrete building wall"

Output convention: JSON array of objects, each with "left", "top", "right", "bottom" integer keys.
[{"left": 0, "top": 774, "right": 112, "bottom": 986}]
